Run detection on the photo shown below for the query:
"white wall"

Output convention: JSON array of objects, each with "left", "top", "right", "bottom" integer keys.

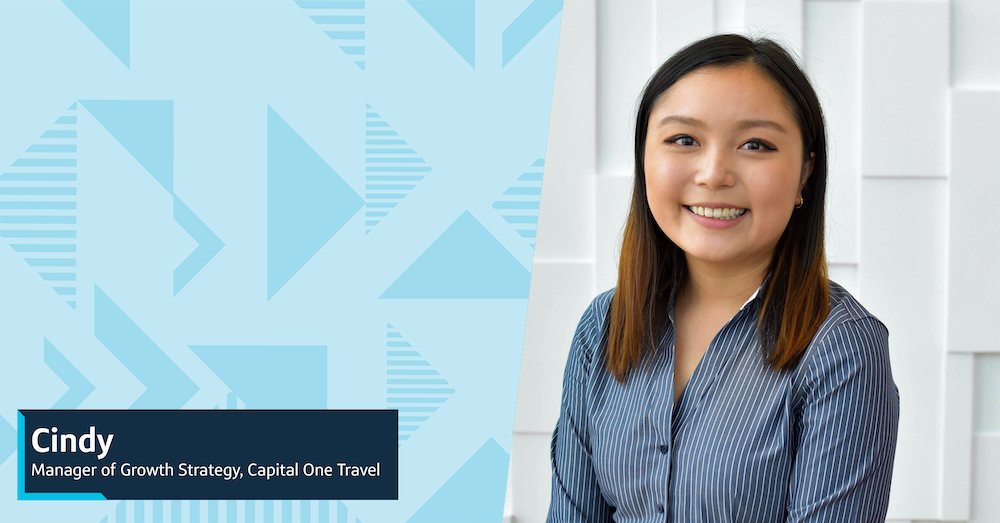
[{"left": 509, "top": 0, "right": 1000, "bottom": 522}]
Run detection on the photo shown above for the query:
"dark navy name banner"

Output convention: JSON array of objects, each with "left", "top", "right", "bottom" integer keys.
[{"left": 19, "top": 410, "right": 397, "bottom": 500}]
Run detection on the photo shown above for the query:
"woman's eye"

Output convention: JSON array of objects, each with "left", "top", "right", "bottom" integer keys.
[
  {"left": 667, "top": 135, "right": 698, "bottom": 146},
  {"left": 740, "top": 139, "right": 776, "bottom": 151}
]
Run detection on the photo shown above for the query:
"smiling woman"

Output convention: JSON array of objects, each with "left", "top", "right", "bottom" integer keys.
[{"left": 547, "top": 35, "right": 899, "bottom": 523}]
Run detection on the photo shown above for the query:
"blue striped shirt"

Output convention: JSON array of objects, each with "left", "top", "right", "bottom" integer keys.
[{"left": 547, "top": 280, "right": 899, "bottom": 523}]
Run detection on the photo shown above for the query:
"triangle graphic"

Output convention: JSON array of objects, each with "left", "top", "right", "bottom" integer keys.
[
  {"left": 79, "top": 100, "right": 173, "bottom": 193},
  {"left": 406, "top": 0, "right": 475, "bottom": 68},
  {"left": 364, "top": 104, "right": 431, "bottom": 234},
  {"left": 493, "top": 158, "right": 544, "bottom": 250},
  {"left": 380, "top": 211, "right": 530, "bottom": 299},
  {"left": 267, "top": 105, "right": 364, "bottom": 300},
  {"left": 501, "top": 0, "right": 562, "bottom": 67},
  {"left": 386, "top": 325, "right": 454, "bottom": 445},
  {"left": 1, "top": 110, "right": 79, "bottom": 309},
  {"left": 44, "top": 338, "right": 95, "bottom": 409},
  {"left": 62, "top": 0, "right": 130, "bottom": 68},
  {"left": 0, "top": 415, "right": 15, "bottom": 466},
  {"left": 173, "top": 196, "right": 224, "bottom": 295},
  {"left": 405, "top": 438, "right": 509, "bottom": 523},
  {"left": 189, "top": 345, "right": 327, "bottom": 409},
  {"left": 296, "top": 2, "right": 366, "bottom": 70}
]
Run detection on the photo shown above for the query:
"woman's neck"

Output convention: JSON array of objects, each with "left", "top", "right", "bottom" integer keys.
[{"left": 679, "top": 254, "right": 770, "bottom": 312}]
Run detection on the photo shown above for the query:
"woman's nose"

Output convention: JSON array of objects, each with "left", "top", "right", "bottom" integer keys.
[{"left": 694, "top": 147, "right": 737, "bottom": 190}]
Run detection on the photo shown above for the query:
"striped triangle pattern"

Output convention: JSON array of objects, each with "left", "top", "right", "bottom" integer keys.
[
  {"left": 296, "top": 0, "right": 366, "bottom": 70},
  {"left": 493, "top": 158, "right": 544, "bottom": 249},
  {"left": 385, "top": 323, "right": 453, "bottom": 445},
  {"left": 0, "top": 103, "right": 79, "bottom": 309},
  {"left": 365, "top": 105, "right": 431, "bottom": 234}
]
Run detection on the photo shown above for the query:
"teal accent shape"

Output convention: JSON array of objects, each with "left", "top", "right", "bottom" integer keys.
[
  {"left": 62, "top": 1, "right": 130, "bottom": 68},
  {"left": 0, "top": 415, "right": 14, "bottom": 466},
  {"left": 189, "top": 346, "right": 327, "bottom": 409},
  {"left": 173, "top": 196, "right": 224, "bottom": 295},
  {"left": 79, "top": 100, "right": 173, "bottom": 193},
  {"left": 405, "top": 438, "right": 509, "bottom": 523},
  {"left": 502, "top": 0, "right": 562, "bottom": 67},
  {"left": 43, "top": 338, "right": 95, "bottom": 409},
  {"left": 94, "top": 285, "right": 198, "bottom": 408},
  {"left": 380, "top": 211, "right": 530, "bottom": 299},
  {"left": 68, "top": 102, "right": 78, "bottom": 110},
  {"left": 267, "top": 105, "right": 363, "bottom": 300},
  {"left": 406, "top": 1, "right": 475, "bottom": 68},
  {"left": 17, "top": 413, "right": 106, "bottom": 500}
]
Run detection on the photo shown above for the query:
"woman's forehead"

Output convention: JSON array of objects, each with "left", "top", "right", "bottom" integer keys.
[{"left": 649, "top": 64, "right": 798, "bottom": 128}]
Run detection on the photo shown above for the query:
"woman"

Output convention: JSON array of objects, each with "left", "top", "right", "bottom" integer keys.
[{"left": 547, "top": 35, "right": 899, "bottom": 522}]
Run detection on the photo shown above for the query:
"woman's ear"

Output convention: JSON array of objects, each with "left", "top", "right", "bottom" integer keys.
[{"left": 800, "top": 151, "right": 816, "bottom": 191}]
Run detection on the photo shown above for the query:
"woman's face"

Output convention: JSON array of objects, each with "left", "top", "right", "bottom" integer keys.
[{"left": 644, "top": 64, "right": 813, "bottom": 271}]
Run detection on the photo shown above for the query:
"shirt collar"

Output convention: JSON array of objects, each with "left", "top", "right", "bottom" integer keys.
[{"left": 739, "top": 282, "right": 764, "bottom": 311}]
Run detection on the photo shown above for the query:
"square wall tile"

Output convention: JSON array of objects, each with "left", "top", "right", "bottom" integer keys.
[
  {"left": 948, "top": 90, "right": 1000, "bottom": 353},
  {"left": 861, "top": 1, "right": 949, "bottom": 177}
]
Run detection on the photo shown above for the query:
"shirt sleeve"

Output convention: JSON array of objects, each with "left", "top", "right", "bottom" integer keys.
[
  {"left": 546, "top": 298, "right": 615, "bottom": 523},
  {"left": 787, "top": 316, "right": 900, "bottom": 522}
]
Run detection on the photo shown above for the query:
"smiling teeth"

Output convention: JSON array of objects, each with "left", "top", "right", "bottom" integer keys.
[{"left": 688, "top": 206, "right": 747, "bottom": 220}]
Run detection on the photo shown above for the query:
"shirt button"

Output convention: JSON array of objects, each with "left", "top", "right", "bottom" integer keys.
[
  {"left": 659, "top": 444, "right": 668, "bottom": 454},
  {"left": 656, "top": 504, "right": 664, "bottom": 514}
]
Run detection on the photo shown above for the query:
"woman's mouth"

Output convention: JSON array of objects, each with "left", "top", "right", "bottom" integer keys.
[{"left": 684, "top": 205, "right": 747, "bottom": 221}]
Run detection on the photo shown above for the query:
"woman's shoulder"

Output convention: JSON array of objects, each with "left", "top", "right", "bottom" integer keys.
[
  {"left": 566, "top": 288, "right": 616, "bottom": 363},
  {"left": 796, "top": 280, "right": 893, "bottom": 386},
  {"left": 815, "top": 280, "right": 888, "bottom": 343},
  {"left": 826, "top": 280, "right": 882, "bottom": 324}
]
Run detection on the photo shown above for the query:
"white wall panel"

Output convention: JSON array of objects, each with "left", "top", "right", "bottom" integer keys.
[
  {"left": 828, "top": 263, "right": 858, "bottom": 297},
  {"left": 744, "top": 0, "right": 803, "bottom": 57},
  {"left": 715, "top": 0, "right": 746, "bottom": 34},
  {"left": 515, "top": 261, "right": 597, "bottom": 434},
  {"left": 510, "top": 434, "right": 554, "bottom": 523},
  {"left": 861, "top": 1, "right": 949, "bottom": 178},
  {"left": 952, "top": 0, "right": 1000, "bottom": 89},
  {"left": 536, "top": 0, "right": 597, "bottom": 261},
  {"left": 941, "top": 353, "right": 974, "bottom": 520},
  {"left": 859, "top": 177, "right": 946, "bottom": 519},
  {"left": 975, "top": 354, "right": 1000, "bottom": 434},
  {"left": 594, "top": 174, "right": 632, "bottom": 292},
  {"left": 970, "top": 436, "right": 1000, "bottom": 523},
  {"left": 948, "top": 91, "right": 1000, "bottom": 354},
  {"left": 596, "top": 0, "right": 654, "bottom": 176},
  {"left": 654, "top": 0, "right": 714, "bottom": 64},
  {"left": 804, "top": 0, "right": 861, "bottom": 265}
]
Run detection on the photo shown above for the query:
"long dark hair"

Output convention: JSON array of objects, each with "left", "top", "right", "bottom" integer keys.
[{"left": 605, "top": 34, "right": 829, "bottom": 382}]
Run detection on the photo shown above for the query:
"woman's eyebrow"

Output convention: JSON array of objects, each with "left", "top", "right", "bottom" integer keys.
[
  {"left": 656, "top": 115, "right": 787, "bottom": 134},
  {"left": 736, "top": 119, "right": 786, "bottom": 133}
]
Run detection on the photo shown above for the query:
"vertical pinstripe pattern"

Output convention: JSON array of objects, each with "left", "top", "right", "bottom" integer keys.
[{"left": 547, "top": 281, "right": 899, "bottom": 523}]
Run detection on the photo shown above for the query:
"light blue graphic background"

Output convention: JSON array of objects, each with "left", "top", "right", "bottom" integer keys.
[{"left": 0, "top": 1, "right": 562, "bottom": 521}]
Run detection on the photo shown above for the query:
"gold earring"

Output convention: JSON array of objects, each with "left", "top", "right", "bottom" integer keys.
[{"left": 795, "top": 196, "right": 804, "bottom": 209}]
